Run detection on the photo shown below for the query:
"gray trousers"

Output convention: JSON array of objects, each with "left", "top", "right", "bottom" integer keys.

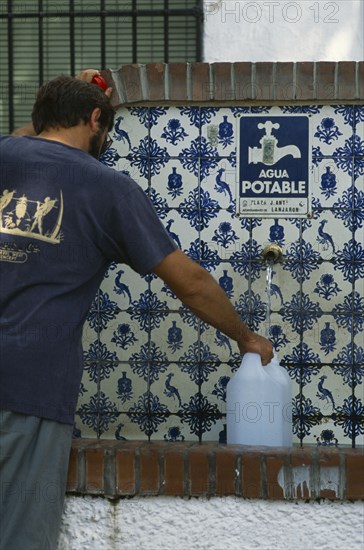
[{"left": 0, "top": 410, "right": 73, "bottom": 550}]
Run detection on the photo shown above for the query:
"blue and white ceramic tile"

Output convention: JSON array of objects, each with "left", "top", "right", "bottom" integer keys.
[
  {"left": 200, "top": 158, "right": 237, "bottom": 210},
  {"left": 311, "top": 160, "right": 353, "bottom": 207},
  {"left": 311, "top": 421, "right": 348, "bottom": 448},
  {"left": 100, "top": 264, "right": 149, "bottom": 309},
  {"left": 307, "top": 262, "right": 351, "bottom": 309},
  {"left": 174, "top": 342, "right": 222, "bottom": 393},
  {"left": 103, "top": 365, "right": 147, "bottom": 415},
  {"left": 107, "top": 108, "right": 149, "bottom": 157},
  {"left": 165, "top": 193, "right": 212, "bottom": 240},
  {"left": 172, "top": 389, "right": 221, "bottom": 442},
  {"left": 333, "top": 194, "right": 361, "bottom": 242},
  {"left": 355, "top": 270, "right": 364, "bottom": 303},
  {"left": 150, "top": 160, "right": 198, "bottom": 208},
  {"left": 352, "top": 386, "right": 364, "bottom": 446},
  {"left": 211, "top": 262, "right": 248, "bottom": 302},
  {"left": 99, "top": 315, "right": 144, "bottom": 362},
  {"left": 252, "top": 267, "right": 298, "bottom": 321},
  {"left": 304, "top": 365, "right": 344, "bottom": 412},
  {"left": 149, "top": 107, "right": 199, "bottom": 158},
  {"left": 150, "top": 313, "right": 200, "bottom": 363},
  {"left": 200, "top": 209, "right": 246, "bottom": 261},
  {"left": 151, "top": 364, "right": 197, "bottom": 415},
  {"left": 304, "top": 210, "right": 350, "bottom": 262},
  {"left": 85, "top": 290, "right": 121, "bottom": 337},
  {"left": 200, "top": 107, "right": 237, "bottom": 159},
  {"left": 102, "top": 301, "right": 152, "bottom": 346},
  {"left": 266, "top": 314, "right": 293, "bottom": 355},
  {"left": 355, "top": 172, "right": 364, "bottom": 203},
  {"left": 282, "top": 326, "right": 317, "bottom": 362},
  {"left": 255, "top": 217, "right": 299, "bottom": 250},
  {"left": 104, "top": 413, "right": 146, "bottom": 441},
  {"left": 205, "top": 363, "right": 233, "bottom": 406},
  {"left": 309, "top": 105, "right": 354, "bottom": 157},
  {"left": 76, "top": 388, "right": 120, "bottom": 438},
  {"left": 124, "top": 387, "right": 173, "bottom": 440},
  {"left": 158, "top": 415, "right": 198, "bottom": 442},
  {"left": 334, "top": 343, "right": 363, "bottom": 390},
  {"left": 201, "top": 419, "right": 226, "bottom": 443},
  {"left": 99, "top": 153, "right": 148, "bottom": 188},
  {"left": 79, "top": 104, "right": 363, "bottom": 445},
  {"left": 77, "top": 367, "right": 97, "bottom": 412},
  {"left": 333, "top": 241, "right": 362, "bottom": 292},
  {"left": 147, "top": 413, "right": 187, "bottom": 442},
  {"left": 200, "top": 327, "right": 236, "bottom": 364},
  {"left": 282, "top": 240, "right": 321, "bottom": 283},
  {"left": 283, "top": 293, "right": 322, "bottom": 343},
  {"left": 259, "top": 250, "right": 300, "bottom": 304},
  {"left": 82, "top": 338, "right": 119, "bottom": 383},
  {"left": 261, "top": 221, "right": 302, "bottom": 253},
  {"left": 354, "top": 104, "right": 364, "bottom": 129},
  {"left": 305, "top": 316, "right": 351, "bottom": 364},
  {"left": 355, "top": 141, "right": 364, "bottom": 177},
  {"left": 354, "top": 152, "right": 364, "bottom": 200},
  {"left": 302, "top": 369, "right": 359, "bottom": 446},
  {"left": 228, "top": 227, "right": 263, "bottom": 269},
  {"left": 353, "top": 104, "right": 364, "bottom": 155},
  {"left": 82, "top": 317, "right": 98, "bottom": 350}
]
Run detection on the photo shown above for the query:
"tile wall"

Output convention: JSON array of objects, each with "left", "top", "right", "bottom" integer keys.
[{"left": 74, "top": 104, "right": 364, "bottom": 447}]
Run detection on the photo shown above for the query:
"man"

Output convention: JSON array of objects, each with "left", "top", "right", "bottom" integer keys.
[{"left": 0, "top": 70, "right": 273, "bottom": 549}]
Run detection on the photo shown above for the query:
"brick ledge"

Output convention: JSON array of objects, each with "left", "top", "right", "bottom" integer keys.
[
  {"left": 67, "top": 440, "right": 364, "bottom": 501},
  {"left": 101, "top": 61, "right": 364, "bottom": 107}
]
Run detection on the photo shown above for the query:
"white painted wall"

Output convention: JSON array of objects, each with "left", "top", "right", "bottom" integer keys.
[
  {"left": 203, "top": 0, "right": 364, "bottom": 61},
  {"left": 58, "top": 495, "right": 364, "bottom": 550}
]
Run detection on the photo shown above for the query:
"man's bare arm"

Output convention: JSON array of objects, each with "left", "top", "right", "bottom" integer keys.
[{"left": 153, "top": 249, "right": 273, "bottom": 365}]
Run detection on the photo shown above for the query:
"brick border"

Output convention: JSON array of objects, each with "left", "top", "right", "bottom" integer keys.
[
  {"left": 67, "top": 441, "right": 364, "bottom": 501},
  {"left": 101, "top": 62, "right": 364, "bottom": 107}
]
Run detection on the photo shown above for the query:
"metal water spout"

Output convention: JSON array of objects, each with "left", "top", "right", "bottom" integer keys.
[{"left": 262, "top": 243, "right": 283, "bottom": 264}]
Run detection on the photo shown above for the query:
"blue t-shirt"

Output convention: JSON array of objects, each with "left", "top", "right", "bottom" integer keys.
[{"left": 0, "top": 135, "right": 176, "bottom": 424}]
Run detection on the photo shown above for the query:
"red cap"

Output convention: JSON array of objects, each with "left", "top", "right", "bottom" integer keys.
[{"left": 91, "top": 75, "right": 107, "bottom": 91}]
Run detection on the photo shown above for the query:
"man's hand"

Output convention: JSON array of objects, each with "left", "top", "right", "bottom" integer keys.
[
  {"left": 237, "top": 332, "right": 273, "bottom": 366},
  {"left": 76, "top": 69, "right": 113, "bottom": 98}
]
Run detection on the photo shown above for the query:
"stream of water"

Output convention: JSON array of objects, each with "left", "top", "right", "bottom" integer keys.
[{"left": 265, "top": 259, "right": 274, "bottom": 339}]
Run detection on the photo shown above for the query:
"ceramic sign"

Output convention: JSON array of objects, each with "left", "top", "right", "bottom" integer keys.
[{"left": 237, "top": 115, "right": 311, "bottom": 218}]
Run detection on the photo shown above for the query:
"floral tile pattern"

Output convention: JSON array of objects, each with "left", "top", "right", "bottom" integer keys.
[
  {"left": 77, "top": 105, "right": 364, "bottom": 447},
  {"left": 150, "top": 108, "right": 199, "bottom": 157},
  {"left": 310, "top": 105, "right": 355, "bottom": 156},
  {"left": 312, "top": 161, "right": 352, "bottom": 208},
  {"left": 150, "top": 161, "right": 198, "bottom": 207}
]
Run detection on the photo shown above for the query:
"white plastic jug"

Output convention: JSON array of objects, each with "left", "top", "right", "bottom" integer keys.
[
  {"left": 264, "top": 354, "right": 293, "bottom": 446},
  {"left": 226, "top": 352, "right": 292, "bottom": 446}
]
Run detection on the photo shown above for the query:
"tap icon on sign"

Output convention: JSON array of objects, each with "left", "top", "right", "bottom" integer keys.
[{"left": 248, "top": 121, "right": 301, "bottom": 165}]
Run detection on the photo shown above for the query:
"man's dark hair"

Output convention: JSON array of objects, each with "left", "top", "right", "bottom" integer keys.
[{"left": 31, "top": 75, "right": 115, "bottom": 134}]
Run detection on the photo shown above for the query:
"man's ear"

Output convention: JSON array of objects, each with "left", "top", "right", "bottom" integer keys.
[{"left": 90, "top": 107, "right": 101, "bottom": 131}]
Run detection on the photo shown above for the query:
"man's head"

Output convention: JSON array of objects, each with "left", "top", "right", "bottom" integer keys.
[{"left": 31, "top": 75, "right": 115, "bottom": 158}]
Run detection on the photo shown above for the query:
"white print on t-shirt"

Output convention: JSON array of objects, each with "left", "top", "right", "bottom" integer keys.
[{"left": 0, "top": 188, "right": 63, "bottom": 244}]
